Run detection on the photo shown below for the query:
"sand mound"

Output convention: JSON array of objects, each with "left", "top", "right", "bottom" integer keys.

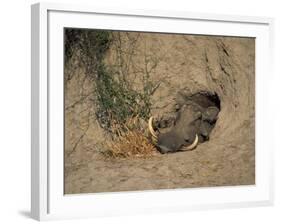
[{"left": 64, "top": 32, "right": 255, "bottom": 194}]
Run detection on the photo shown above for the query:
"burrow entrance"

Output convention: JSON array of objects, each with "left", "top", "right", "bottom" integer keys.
[{"left": 155, "top": 91, "right": 221, "bottom": 147}]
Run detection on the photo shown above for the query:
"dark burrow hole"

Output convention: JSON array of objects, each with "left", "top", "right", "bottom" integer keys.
[
  {"left": 186, "top": 91, "right": 221, "bottom": 143},
  {"left": 186, "top": 91, "right": 221, "bottom": 111},
  {"left": 155, "top": 91, "right": 221, "bottom": 153}
]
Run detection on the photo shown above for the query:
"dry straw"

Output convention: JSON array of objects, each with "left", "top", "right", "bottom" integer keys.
[{"left": 103, "top": 116, "right": 159, "bottom": 158}]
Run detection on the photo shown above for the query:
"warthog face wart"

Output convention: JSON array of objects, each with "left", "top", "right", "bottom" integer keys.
[{"left": 148, "top": 93, "right": 220, "bottom": 154}]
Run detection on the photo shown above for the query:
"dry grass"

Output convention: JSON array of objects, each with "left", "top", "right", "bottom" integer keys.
[{"left": 102, "top": 116, "right": 159, "bottom": 158}]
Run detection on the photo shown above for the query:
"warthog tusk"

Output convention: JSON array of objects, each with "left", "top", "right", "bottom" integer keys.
[
  {"left": 148, "top": 116, "right": 158, "bottom": 143},
  {"left": 184, "top": 134, "right": 199, "bottom": 150}
]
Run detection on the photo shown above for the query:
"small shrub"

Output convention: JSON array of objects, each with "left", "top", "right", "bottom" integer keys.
[{"left": 65, "top": 29, "right": 158, "bottom": 158}]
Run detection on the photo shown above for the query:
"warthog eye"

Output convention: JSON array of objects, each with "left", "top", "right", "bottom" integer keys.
[{"left": 195, "top": 111, "right": 202, "bottom": 119}]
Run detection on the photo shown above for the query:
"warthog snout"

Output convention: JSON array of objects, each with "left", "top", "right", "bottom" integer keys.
[{"left": 148, "top": 115, "right": 199, "bottom": 154}]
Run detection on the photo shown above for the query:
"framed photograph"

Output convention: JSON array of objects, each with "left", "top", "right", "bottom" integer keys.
[{"left": 31, "top": 2, "right": 274, "bottom": 221}]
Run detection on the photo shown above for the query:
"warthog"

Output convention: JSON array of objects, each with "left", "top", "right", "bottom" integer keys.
[{"left": 148, "top": 93, "right": 220, "bottom": 153}]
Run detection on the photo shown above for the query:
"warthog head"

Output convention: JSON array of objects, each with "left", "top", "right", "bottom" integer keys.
[{"left": 148, "top": 99, "right": 220, "bottom": 154}]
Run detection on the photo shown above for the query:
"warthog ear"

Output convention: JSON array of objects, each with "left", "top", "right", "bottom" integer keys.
[{"left": 203, "top": 106, "right": 220, "bottom": 122}]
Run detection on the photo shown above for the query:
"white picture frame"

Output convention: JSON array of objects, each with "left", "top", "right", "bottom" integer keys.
[{"left": 31, "top": 2, "right": 274, "bottom": 221}]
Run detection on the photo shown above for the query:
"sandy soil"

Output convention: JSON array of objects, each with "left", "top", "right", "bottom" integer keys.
[{"left": 64, "top": 32, "right": 255, "bottom": 194}]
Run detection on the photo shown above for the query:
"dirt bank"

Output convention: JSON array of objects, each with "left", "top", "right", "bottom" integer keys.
[{"left": 64, "top": 31, "right": 255, "bottom": 194}]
